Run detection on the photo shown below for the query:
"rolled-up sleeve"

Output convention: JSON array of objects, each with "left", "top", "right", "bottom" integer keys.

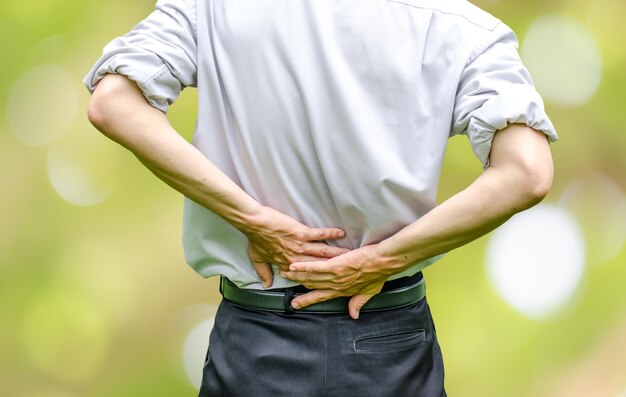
[
  {"left": 451, "top": 22, "right": 558, "bottom": 169},
  {"left": 83, "top": 0, "right": 197, "bottom": 113}
]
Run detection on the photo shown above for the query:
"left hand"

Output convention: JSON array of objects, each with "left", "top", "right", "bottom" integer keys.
[
  {"left": 241, "top": 205, "right": 349, "bottom": 288},
  {"left": 280, "top": 245, "right": 390, "bottom": 319}
]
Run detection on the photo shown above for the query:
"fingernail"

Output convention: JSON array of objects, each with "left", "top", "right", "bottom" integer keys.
[
  {"left": 354, "top": 311, "right": 360, "bottom": 320},
  {"left": 291, "top": 302, "right": 301, "bottom": 310}
]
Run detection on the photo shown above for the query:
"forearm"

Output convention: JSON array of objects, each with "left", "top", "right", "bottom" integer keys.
[
  {"left": 375, "top": 166, "right": 541, "bottom": 274},
  {"left": 87, "top": 74, "right": 261, "bottom": 231},
  {"left": 375, "top": 125, "right": 554, "bottom": 276}
]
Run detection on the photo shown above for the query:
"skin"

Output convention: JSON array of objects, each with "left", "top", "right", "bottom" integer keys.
[{"left": 88, "top": 73, "right": 554, "bottom": 320}]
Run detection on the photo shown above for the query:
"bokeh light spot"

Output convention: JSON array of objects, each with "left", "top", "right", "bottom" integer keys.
[
  {"left": 47, "top": 128, "right": 119, "bottom": 207},
  {"left": 182, "top": 318, "right": 214, "bottom": 391},
  {"left": 486, "top": 204, "right": 586, "bottom": 319},
  {"left": 21, "top": 290, "right": 110, "bottom": 384},
  {"left": 7, "top": 64, "right": 77, "bottom": 146},
  {"left": 558, "top": 174, "right": 626, "bottom": 265},
  {"left": 522, "top": 14, "right": 602, "bottom": 107}
]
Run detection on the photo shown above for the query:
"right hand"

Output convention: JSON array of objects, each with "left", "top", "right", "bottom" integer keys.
[{"left": 241, "top": 206, "right": 350, "bottom": 288}]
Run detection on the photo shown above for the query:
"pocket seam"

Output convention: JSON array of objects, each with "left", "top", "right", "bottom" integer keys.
[{"left": 354, "top": 328, "right": 426, "bottom": 352}]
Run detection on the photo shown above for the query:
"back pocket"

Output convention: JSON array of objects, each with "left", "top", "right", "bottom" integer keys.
[{"left": 354, "top": 328, "right": 426, "bottom": 352}]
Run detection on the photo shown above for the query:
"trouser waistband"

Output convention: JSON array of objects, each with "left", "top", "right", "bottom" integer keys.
[{"left": 219, "top": 272, "right": 425, "bottom": 314}]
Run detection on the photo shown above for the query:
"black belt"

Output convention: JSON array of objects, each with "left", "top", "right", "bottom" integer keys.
[{"left": 219, "top": 272, "right": 425, "bottom": 314}]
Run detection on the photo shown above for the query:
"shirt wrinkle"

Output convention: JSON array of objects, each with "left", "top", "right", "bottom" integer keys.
[
  {"left": 384, "top": 0, "right": 500, "bottom": 31},
  {"left": 141, "top": 64, "right": 170, "bottom": 89},
  {"left": 464, "top": 22, "right": 504, "bottom": 66}
]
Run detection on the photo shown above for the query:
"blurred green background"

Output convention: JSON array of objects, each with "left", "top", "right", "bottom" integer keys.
[{"left": 1, "top": 0, "right": 625, "bottom": 396}]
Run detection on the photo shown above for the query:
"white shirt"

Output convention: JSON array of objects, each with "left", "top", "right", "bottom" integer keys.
[{"left": 84, "top": 0, "right": 558, "bottom": 289}]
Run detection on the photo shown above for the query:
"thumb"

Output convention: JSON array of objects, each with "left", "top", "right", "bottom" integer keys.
[
  {"left": 348, "top": 294, "right": 374, "bottom": 320},
  {"left": 253, "top": 261, "right": 274, "bottom": 289}
]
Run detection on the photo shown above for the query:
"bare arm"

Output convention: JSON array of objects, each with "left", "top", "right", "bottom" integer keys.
[
  {"left": 284, "top": 124, "right": 554, "bottom": 318},
  {"left": 87, "top": 74, "right": 348, "bottom": 287}
]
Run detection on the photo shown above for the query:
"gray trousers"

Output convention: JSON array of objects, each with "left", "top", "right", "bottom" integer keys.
[{"left": 199, "top": 295, "right": 446, "bottom": 397}]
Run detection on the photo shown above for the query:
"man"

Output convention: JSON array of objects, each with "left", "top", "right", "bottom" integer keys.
[{"left": 84, "top": 0, "right": 557, "bottom": 395}]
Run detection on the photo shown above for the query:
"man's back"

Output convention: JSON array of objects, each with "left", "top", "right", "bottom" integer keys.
[
  {"left": 194, "top": 0, "right": 499, "bottom": 243},
  {"left": 85, "top": 0, "right": 556, "bottom": 289}
]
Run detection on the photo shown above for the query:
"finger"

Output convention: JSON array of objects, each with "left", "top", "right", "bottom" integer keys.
[
  {"left": 280, "top": 270, "right": 335, "bottom": 282},
  {"left": 304, "top": 227, "right": 345, "bottom": 241},
  {"left": 289, "top": 260, "right": 330, "bottom": 273},
  {"left": 302, "top": 242, "right": 350, "bottom": 258},
  {"left": 292, "top": 254, "right": 338, "bottom": 263},
  {"left": 348, "top": 294, "right": 374, "bottom": 320},
  {"left": 252, "top": 261, "right": 274, "bottom": 289},
  {"left": 279, "top": 271, "right": 337, "bottom": 290},
  {"left": 291, "top": 289, "right": 338, "bottom": 310}
]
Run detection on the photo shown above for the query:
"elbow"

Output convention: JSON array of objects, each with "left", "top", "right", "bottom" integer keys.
[
  {"left": 86, "top": 74, "right": 138, "bottom": 138},
  {"left": 493, "top": 150, "right": 554, "bottom": 211},
  {"left": 87, "top": 94, "right": 109, "bottom": 133},
  {"left": 518, "top": 157, "right": 554, "bottom": 207},
  {"left": 488, "top": 125, "right": 555, "bottom": 211},
  {"left": 87, "top": 79, "right": 118, "bottom": 136},
  {"left": 526, "top": 168, "right": 553, "bottom": 204}
]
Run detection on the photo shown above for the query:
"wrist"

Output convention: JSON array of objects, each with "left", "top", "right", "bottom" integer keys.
[
  {"left": 234, "top": 204, "right": 271, "bottom": 236},
  {"left": 358, "top": 243, "right": 405, "bottom": 278},
  {"left": 373, "top": 238, "right": 421, "bottom": 276}
]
